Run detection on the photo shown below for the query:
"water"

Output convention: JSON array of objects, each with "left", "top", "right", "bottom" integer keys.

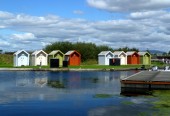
[{"left": 0, "top": 70, "right": 156, "bottom": 116}]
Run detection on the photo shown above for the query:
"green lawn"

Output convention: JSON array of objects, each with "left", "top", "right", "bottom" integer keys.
[
  {"left": 0, "top": 64, "right": 13, "bottom": 68},
  {"left": 0, "top": 55, "right": 167, "bottom": 70},
  {"left": 68, "top": 64, "right": 150, "bottom": 69},
  {"left": 0, "top": 63, "right": 151, "bottom": 70}
]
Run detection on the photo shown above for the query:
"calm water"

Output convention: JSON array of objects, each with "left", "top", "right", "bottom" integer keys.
[{"left": 0, "top": 70, "right": 156, "bottom": 116}]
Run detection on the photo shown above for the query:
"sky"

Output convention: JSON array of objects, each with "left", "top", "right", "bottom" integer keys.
[{"left": 1, "top": 0, "right": 170, "bottom": 52}]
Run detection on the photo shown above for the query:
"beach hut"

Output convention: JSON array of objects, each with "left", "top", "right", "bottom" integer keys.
[
  {"left": 98, "top": 51, "right": 114, "bottom": 65},
  {"left": 13, "top": 50, "right": 30, "bottom": 67},
  {"left": 113, "top": 51, "right": 127, "bottom": 65},
  {"left": 31, "top": 50, "right": 48, "bottom": 66},
  {"left": 138, "top": 52, "right": 151, "bottom": 65},
  {"left": 64, "top": 50, "right": 81, "bottom": 66},
  {"left": 48, "top": 50, "right": 64, "bottom": 67},
  {"left": 126, "top": 51, "right": 140, "bottom": 65}
]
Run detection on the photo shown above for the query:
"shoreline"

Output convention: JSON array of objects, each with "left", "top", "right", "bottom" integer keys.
[{"left": 0, "top": 67, "right": 146, "bottom": 71}]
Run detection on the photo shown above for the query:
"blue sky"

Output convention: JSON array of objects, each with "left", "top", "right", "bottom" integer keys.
[
  {"left": 0, "top": 0, "right": 114, "bottom": 20},
  {"left": 1, "top": 0, "right": 170, "bottom": 52}
]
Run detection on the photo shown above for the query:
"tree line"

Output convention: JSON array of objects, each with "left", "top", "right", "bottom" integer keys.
[{"left": 43, "top": 41, "right": 139, "bottom": 61}]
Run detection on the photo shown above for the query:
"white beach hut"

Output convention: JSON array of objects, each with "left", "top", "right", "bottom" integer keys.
[
  {"left": 113, "top": 51, "right": 127, "bottom": 65},
  {"left": 31, "top": 50, "right": 48, "bottom": 66},
  {"left": 98, "top": 51, "right": 114, "bottom": 65},
  {"left": 13, "top": 50, "right": 30, "bottom": 67}
]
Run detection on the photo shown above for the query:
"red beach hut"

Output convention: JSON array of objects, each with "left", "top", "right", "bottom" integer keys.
[
  {"left": 65, "top": 50, "right": 81, "bottom": 66},
  {"left": 126, "top": 51, "right": 140, "bottom": 64}
]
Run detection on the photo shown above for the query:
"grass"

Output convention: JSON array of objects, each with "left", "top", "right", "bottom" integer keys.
[
  {"left": 69, "top": 64, "right": 150, "bottom": 70},
  {"left": 151, "top": 61, "right": 170, "bottom": 68},
  {"left": 152, "top": 90, "right": 170, "bottom": 116},
  {"left": 0, "top": 63, "right": 154, "bottom": 70},
  {"left": 0, "top": 65, "right": 50, "bottom": 69},
  {"left": 0, "top": 54, "right": 13, "bottom": 67},
  {"left": 81, "top": 59, "right": 97, "bottom": 65},
  {"left": 0, "top": 64, "right": 13, "bottom": 68},
  {"left": 0, "top": 54, "right": 167, "bottom": 70}
]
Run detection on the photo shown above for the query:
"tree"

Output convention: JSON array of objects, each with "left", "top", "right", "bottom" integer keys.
[
  {"left": 168, "top": 51, "right": 170, "bottom": 55},
  {"left": 43, "top": 41, "right": 113, "bottom": 61},
  {"left": 0, "top": 50, "right": 3, "bottom": 54},
  {"left": 44, "top": 41, "right": 73, "bottom": 53},
  {"left": 146, "top": 48, "right": 150, "bottom": 54},
  {"left": 115, "top": 46, "right": 139, "bottom": 52}
]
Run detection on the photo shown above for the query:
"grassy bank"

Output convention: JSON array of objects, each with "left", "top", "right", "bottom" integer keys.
[
  {"left": 69, "top": 64, "right": 149, "bottom": 70},
  {"left": 0, "top": 54, "right": 13, "bottom": 67},
  {"left": 0, "top": 54, "right": 167, "bottom": 70},
  {"left": 0, "top": 65, "right": 147, "bottom": 70}
]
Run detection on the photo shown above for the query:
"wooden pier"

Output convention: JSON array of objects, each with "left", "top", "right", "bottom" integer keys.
[{"left": 121, "top": 71, "right": 170, "bottom": 94}]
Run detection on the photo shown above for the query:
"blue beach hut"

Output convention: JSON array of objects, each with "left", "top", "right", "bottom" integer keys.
[{"left": 13, "top": 50, "right": 30, "bottom": 67}]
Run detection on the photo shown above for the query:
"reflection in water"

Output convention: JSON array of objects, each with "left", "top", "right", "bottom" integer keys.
[
  {"left": 0, "top": 70, "right": 156, "bottom": 116},
  {"left": 88, "top": 97, "right": 153, "bottom": 116},
  {"left": 35, "top": 77, "right": 48, "bottom": 87},
  {"left": 16, "top": 77, "right": 30, "bottom": 87},
  {"left": 47, "top": 80, "right": 65, "bottom": 88}
]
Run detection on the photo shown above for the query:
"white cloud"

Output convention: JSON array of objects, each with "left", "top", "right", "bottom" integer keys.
[
  {"left": 0, "top": 10, "right": 170, "bottom": 52},
  {"left": 130, "top": 10, "right": 166, "bottom": 19},
  {"left": 11, "top": 33, "right": 36, "bottom": 40},
  {"left": 87, "top": 0, "right": 170, "bottom": 12},
  {"left": 0, "top": 26, "right": 6, "bottom": 28},
  {"left": 0, "top": 11, "right": 14, "bottom": 19},
  {"left": 0, "top": 41, "right": 10, "bottom": 46},
  {"left": 0, "top": 40, "right": 10, "bottom": 51}
]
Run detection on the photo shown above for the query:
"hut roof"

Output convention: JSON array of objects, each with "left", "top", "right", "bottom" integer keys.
[
  {"left": 113, "top": 51, "right": 126, "bottom": 56},
  {"left": 65, "top": 50, "right": 80, "bottom": 56},
  {"left": 14, "top": 50, "right": 29, "bottom": 56},
  {"left": 126, "top": 51, "right": 136, "bottom": 55},
  {"left": 138, "top": 52, "right": 150, "bottom": 56},
  {"left": 65, "top": 50, "right": 75, "bottom": 55},
  {"left": 49, "top": 50, "right": 64, "bottom": 55},
  {"left": 32, "top": 50, "right": 48, "bottom": 56},
  {"left": 98, "top": 51, "right": 113, "bottom": 56}
]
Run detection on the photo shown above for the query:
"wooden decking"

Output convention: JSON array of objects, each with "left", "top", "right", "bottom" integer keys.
[{"left": 121, "top": 71, "right": 170, "bottom": 94}]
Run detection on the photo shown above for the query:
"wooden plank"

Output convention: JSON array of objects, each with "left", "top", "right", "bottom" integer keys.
[
  {"left": 122, "top": 71, "right": 160, "bottom": 81},
  {"left": 121, "top": 71, "right": 170, "bottom": 91},
  {"left": 122, "top": 71, "right": 170, "bottom": 82},
  {"left": 152, "top": 72, "right": 170, "bottom": 82},
  {"left": 121, "top": 80, "right": 170, "bottom": 85}
]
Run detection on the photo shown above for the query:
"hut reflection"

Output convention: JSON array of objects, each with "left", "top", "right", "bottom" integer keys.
[
  {"left": 47, "top": 72, "right": 66, "bottom": 88},
  {"left": 16, "top": 77, "right": 30, "bottom": 87},
  {"left": 35, "top": 77, "right": 48, "bottom": 87},
  {"left": 15, "top": 71, "right": 33, "bottom": 87},
  {"left": 47, "top": 80, "right": 65, "bottom": 88},
  {"left": 67, "top": 71, "right": 81, "bottom": 88}
]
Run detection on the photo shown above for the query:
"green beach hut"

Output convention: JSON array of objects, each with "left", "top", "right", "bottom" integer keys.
[
  {"left": 138, "top": 52, "right": 151, "bottom": 65},
  {"left": 48, "top": 50, "right": 64, "bottom": 67}
]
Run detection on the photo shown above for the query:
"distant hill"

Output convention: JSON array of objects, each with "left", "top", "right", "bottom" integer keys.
[
  {"left": 149, "top": 50, "right": 166, "bottom": 54},
  {"left": 141, "top": 49, "right": 166, "bottom": 54}
]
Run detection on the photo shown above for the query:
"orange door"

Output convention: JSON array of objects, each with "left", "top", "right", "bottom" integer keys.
[
  {"left": 127, "top": 56, "right": 131, "bottom": 64},
  {"left": 132, "top": 55, "right": 137, "bottom": 64},
  {"left": 71, "top": 54, "right": 79, "bottom": 66}
]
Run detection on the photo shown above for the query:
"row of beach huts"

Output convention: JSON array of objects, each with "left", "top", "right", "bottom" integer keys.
[
  {"left": 13, "top": 50, "right": 81, "bottom": 67},
  {"left": 98, "top": 51, "right": 151, "bottom": 65},
  {"left": 13, "top": 50, "right": 151, "bottom": 67}
]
